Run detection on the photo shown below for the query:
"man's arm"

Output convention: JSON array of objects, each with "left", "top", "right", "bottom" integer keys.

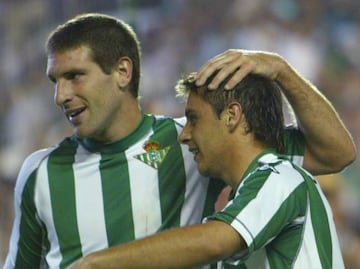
[
  {"left": 68, "top": 221, "right": 243, "bottom": 269},
  {"left": 4, "top": 152, "right": 50, "bottom": 269},
  {"left": 196, "top": 49, "right": 356, "bottom": 175}
]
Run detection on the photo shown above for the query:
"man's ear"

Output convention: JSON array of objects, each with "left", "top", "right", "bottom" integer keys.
[
  {"left": 114, "top": 56, "right": 133, "bottom": 90},
  {"left": 225, "top": 102, "right": 243, "bottom": 132}
]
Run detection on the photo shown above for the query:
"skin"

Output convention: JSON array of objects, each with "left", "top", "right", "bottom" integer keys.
[
  {"left": 181, "top": 93, "right": 229, "bottom": 178},
  {"left": 195, "top": 49, "right": 356, "bottom": 175},
  {"left": 179, "top": 92, "right": 264, "bottom": 187},
  {"left": 46, "top": 45, "right": 142, "bottom": 142},
  {"left": 68, "top": 220, "right": 243, "bottom": 269}
]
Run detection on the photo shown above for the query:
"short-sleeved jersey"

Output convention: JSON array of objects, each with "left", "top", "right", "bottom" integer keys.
[
  {"left": 4, "top": 114, "right": 305, "bottom": 269},
  {"left": 209, "top": 150, "right": 344, "bottom": 269}
]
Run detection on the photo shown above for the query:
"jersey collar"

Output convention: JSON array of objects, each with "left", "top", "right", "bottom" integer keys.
[{"left": 78, "top": 113, "right": 154, "bottom": 154}]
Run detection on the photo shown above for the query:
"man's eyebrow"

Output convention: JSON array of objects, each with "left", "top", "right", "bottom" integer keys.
[{"left": 47, "top": 68, "right": 86, "bottom": 81}]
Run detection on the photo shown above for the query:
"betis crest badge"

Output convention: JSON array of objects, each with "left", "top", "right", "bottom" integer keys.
[{"left": 134, "top": 140, "right": 170, "bottom": 169}]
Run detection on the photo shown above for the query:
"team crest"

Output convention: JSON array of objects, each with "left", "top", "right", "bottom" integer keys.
[{"left": 134, "top": 140, "right": 170, "bottom": 169}]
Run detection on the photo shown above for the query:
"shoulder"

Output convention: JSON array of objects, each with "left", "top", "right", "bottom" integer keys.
[
  {"left": 150, "top": 114, "right": 186, "bottom": 133},
  {"left": 283, "top": 125, "right": 305, "bottom": 165},
  {"left": 172, "top": 116, "right": 186, "bottom": 127},
  {"left": 14, "top": 137, "right": 77, "bottom": 194},
  {"left": 241, "top": 153, "right": 306, "bottom": 195},
  {"left": 19, "top": 147, "right": 57, "bottom": 177},
  {"left": 152, "top": 114, "right": 186, "bottom": 126},
  {"left": 261, "top": 153, "right": 305, "bottom": 182},
  {"left": 14, "top": 146, "right": 58, "bottom": 198}
]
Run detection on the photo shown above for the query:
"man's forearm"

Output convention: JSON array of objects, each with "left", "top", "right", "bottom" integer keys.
[
  {"left": 69, "top": 221, "right": 242, "bottom": 269},
  {"left": 276, "top": 60, "right": 356, "bottom": 174}
]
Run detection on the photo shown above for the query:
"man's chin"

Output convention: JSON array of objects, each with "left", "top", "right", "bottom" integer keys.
[
  {"left": 197, "top": 165, "right": 211, "bottom": 177},
  {"left": 73, "top": 129, "right": 89, "bottom": 139},
  {"left": 197, "top": 163, "right": 220, "bottom": 179}
]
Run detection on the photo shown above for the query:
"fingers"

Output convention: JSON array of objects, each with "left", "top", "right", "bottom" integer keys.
[
  {"left": 195, "top": 50, "right": 256, "bottom": 90},
  {"left": 222, "top": 62, "right": 254, "bottom": 90},
  {"left": 195, "top": 50, "right": 239, "bottom": 86}
]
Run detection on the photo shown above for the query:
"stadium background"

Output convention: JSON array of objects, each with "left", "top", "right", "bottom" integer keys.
[{"left": 0, "top": 0, "right": 359, "bottom": 267}]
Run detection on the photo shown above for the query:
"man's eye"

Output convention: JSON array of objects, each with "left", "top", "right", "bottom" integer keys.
[
  {"left": 185, "top": 110, "right": 198, "bottom": 126},
  {"left": 49, "top": 77, "right": 56, "bottom": 84},
  {"left": 65, "top": 72, "right": 82, "bottom": 80},
  {"left": 188, "top": 115, "right": 197, "bottom": 125}
]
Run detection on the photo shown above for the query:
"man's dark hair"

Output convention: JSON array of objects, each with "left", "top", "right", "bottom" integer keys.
[
  {"left": 176, "top": 72, "right": 285, "bottom": 153},
  {"left": 46, "top": 13, "right": 141, "bottom": 98}
]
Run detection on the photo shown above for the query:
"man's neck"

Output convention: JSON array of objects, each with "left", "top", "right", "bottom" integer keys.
[{"left": 223, "top": 140, "right": 266, "bottom": 189}]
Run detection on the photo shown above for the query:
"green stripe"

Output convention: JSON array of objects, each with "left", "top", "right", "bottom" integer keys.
[
  {"left": 100, "top": 152, "right": 135, "bottom": 245},
  {"left": 47, "top": 141, "right": 81, "bottom": 268},
  {"left": 152, "top": 118, "right": 186, "bottom": 229},
  {"left": 15, "top": 170, "right": 43, "bottom": 269},
  {"left": 231, "top": 169, "right": 271, "bottom": 216},
  {"left": 265, "top": 183, "right": 307, "bottom": 268},
  {"left": 296, "top": 167, "right": 333, "bottom": 268},
  {"left": 202, "top": 178, "right": 225, "bottom": 218},
  {"left": 283, "top": 127, "right": 305, "bottom": 157}
]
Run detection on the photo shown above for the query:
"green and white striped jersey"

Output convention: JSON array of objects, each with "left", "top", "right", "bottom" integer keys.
[
  {"left": 4, "top": 114, "right": 305, "bottom": 269},
  {"left": 209, "top": 150, "right": 344, "bottom": 269}
]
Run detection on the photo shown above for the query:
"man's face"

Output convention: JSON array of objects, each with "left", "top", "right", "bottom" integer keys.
[
  {"left": 46, "top": 46, "right": 124, "bottom": 142},
  {"left": 179, "top": 92, "right": 227, "bottom": 178}
]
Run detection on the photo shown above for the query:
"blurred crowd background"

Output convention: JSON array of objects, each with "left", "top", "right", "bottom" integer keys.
[{"left": 0, "top": 0, "right": 359, "bottom": 267}]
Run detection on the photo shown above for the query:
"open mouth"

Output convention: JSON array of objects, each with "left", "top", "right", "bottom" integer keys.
[{"left": 66, "top": 107, "right": 86, "bottom": 121}]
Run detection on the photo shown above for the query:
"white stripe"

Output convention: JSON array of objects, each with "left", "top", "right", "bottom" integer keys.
[
  {"left": 35, "top": 155, "right": 61, "bottom": 269},
  {"left": 127, "top": 132, "right": 163, "bottom": 238},
  {"left": 179, "top": 141, "right": 209, "bottom": 226},
  {"left": 290, "top": 154, "right": 304, "bottom": 166},
  {"left": 173, "top": 117, "right": 210, "bottom": 226},
  {"left": 74, "top": 146, "right": 108, "bottom": 255}
]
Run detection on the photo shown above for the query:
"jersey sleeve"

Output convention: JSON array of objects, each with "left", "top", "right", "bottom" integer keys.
[
  {"left": 207, "top": 161, "right": 308, "bottom": 265},
  {"left": 4, "top": 149, "right": 53, "bottom": 269},
  {"left": 283, "top": 126, "right": 305, "bottom": 166}
]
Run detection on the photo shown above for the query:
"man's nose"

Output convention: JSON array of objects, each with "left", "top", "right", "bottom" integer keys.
[
  {"left": 54, "top": 79, "right": 72, "bottom": 106},
  {"left": 178, "top": 124, "right": 191, "bottom": 145}
]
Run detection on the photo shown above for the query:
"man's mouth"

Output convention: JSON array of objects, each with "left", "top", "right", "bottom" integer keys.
[
  {"left": 189, "top": 148, "right": 200, "bottom": 159},
  {"left": 66, "top": 107, "right": 86, "bottom": 121}
]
